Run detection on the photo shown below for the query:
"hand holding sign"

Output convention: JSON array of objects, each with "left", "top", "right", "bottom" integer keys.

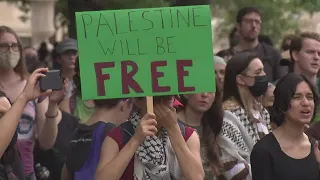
[
  {"left": 154, "top": 101, "right": 177, "bottom": 131},
  {"left": 75, "top": 5, "right": 215, "bottom": 100},
  {"left": 133, "top": 112, "right": 158, "bottom": 144}
]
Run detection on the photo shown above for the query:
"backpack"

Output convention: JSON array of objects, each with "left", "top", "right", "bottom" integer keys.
[
  {"left": 119, "top": 121, "right": 186, "bottom": 146},
  {"left": 73, "top": 123, "right": 115, "bottom": 180}
]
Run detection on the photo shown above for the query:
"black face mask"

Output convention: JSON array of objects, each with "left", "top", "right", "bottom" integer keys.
[{"left": 248, "top": 75, "right": 269, "bottom": 97}]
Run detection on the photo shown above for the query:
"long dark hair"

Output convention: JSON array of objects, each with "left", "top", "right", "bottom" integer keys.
[
  {"left": 273, "top": 73, "right": 318, "bottom": 126},
  {"left": 201, "top": 87, "right": 223, "bottom": 174},
  {"left": 179, "top": 85, "right": 223, "bottom": 174},
  {"left": 223, "top": 51, "right": 260, "bottom": 106}
]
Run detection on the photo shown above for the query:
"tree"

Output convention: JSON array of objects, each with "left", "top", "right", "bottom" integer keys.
[
  {"left": 211, "top": 0, "right": 320, "bottom": 46},
  {"left": 67, "top": 0, "right": 173, "bottom": 38}
]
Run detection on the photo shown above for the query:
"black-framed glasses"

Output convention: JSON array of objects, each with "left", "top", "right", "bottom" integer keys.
[{"left": 0, "top": 43, "right": 19, "bottom": 52}]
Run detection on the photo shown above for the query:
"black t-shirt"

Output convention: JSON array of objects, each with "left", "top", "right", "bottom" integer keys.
[
  {"left": 66, "top": 121, "right": 116, "bottom": 179},
  {"left": 34, "top": 111, "right": 79, "bottom": 180},
  {"left": 251, "top": 133, "right": 320, "bottom": 180}
]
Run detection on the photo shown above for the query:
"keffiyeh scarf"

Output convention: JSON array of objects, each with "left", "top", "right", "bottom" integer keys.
[{"left": 129, "top": 112, "right": 173, "bottom": 180}]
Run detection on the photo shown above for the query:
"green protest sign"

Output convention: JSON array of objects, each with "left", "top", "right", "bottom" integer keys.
[{"left": 75, "top": 5, "right": 215, "bottom": 100}]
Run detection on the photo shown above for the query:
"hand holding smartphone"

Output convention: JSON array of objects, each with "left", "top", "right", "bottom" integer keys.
[{"left": 39, "top": 70, "right": 63, "bottom": 92}]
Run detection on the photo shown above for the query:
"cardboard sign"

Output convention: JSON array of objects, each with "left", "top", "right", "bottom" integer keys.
[{"left": 76, "top": 5, "right": 215, "bottom": 100}]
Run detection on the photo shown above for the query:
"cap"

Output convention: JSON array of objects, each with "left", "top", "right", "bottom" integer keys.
[{"left": 56, "top": 38, "right": 78, "bottom": 54}]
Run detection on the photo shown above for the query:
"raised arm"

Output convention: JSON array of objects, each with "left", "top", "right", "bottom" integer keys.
[
  {"left": 167, "top": 126, "right": 204, "bottom": 180},
  {"left": 37, "top": 80, "right": 68, "bottom": 149},
  {"left": 0, "top": 68, "right": 53, "bottom": 157},
  {"left": 96, "top": 113, "right": 157, "bottom": 180},
  {"left": 155, "top": 103, "right": 204, "bottom": 180},
  {"left": 0, "top": 95, "right": 27, "bottom": 157}
]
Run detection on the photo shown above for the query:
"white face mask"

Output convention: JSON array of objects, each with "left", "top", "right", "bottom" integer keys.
[{"left": 0, "top": 50, "right": 20, "bottom": 69}]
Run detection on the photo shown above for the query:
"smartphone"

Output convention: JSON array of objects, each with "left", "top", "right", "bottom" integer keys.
[{"left": 39, "top": 70, "right": 63, "bottom": 92}]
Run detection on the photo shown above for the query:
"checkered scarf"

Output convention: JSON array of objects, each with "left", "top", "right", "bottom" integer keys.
[{"left": 129, "top": 112, "right": 171, "bottom": 180}]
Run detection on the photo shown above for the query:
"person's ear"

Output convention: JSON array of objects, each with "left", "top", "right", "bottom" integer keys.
[
  {"left": 292, "top": 50, "right": 299, "bottom": 63},
  {"left": 236, "top": 74, "right": 246, "bottom": 86},
  {"left": 123, "top": 99, "right": 133, "bottom": 112}
]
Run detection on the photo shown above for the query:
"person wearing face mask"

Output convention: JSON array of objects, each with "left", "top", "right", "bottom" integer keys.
[
  {"left": 218, "top": 51, "right": 272, "bottom": 180},
  {"left": 0, "top": 26, "right": 62, "bottom": 180},
  {"left": 0, "top": 68, "right": 56, "bottom": 180}
]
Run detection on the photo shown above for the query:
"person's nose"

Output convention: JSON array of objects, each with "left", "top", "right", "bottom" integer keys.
[
  {"left": 201, "top": 93, "right": 209, "bottom": 97},
  {"left": 301, "top": 97, "right": 310, "bottom": 106},
  {"left": 314, "top": 52, "right": 320, "bottom": 61}
]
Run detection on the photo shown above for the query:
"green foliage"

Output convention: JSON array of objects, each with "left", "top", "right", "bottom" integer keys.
[
  {"left": 212, "top": 0, "right": 320, "bottom": 46},
  {"left": 101, "top": 0, "right": 172, "bottom": 9},
  {"left": 2, "top": 0, "right": 320, "bottom": 45}
]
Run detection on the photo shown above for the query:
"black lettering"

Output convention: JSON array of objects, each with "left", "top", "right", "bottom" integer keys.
[
  {"left": 128, "top": 11, "right": 137, "bottom": 32},
  {"left": 96, "top": 13, "right": 114, "bottom": 37},
  {"left": 156, "top": 37, "right": 165, "bottom": 55},
  {"left": 81, "top": 14, "right": 92, "bottom": 38},
  {"left": 142, "top": 11, "right": 154, "bottom": 30},
  {"left": 166, "top": 36, "right": 176, "bottom": 53},
  {"left": 137, "top": 39, "right": 147, "bottom": 55},
  {"left": 192, "top": 7, "right": 207, "bottom": 27},
  {"left": 169, "top": 9, "right": 174, "bottom": 28},
  {"left": 98, "top": 40, "right": 116, "bottom": 55},
  {"left": 155, "top": 9, "right": 165, "bottom": 28},
  {"left": 114, "top": 12, "right": 127, "bottom": 34},
  {"left": 120, "top": 40, "right": 124, "bottom": 55},
  {"left": 177, "top": 9, "right": 190, "bottom": 27},
  {"left": 126, "top": 39, "right": 136, "bottom": 55}
]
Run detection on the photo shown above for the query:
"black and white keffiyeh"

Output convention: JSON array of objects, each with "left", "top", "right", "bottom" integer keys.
[{"left": 130, "top": 112, "right": 172, "bottom": 180}]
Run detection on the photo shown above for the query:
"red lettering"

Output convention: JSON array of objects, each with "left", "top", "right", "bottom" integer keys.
[
  {"left": 94, "top": 62, "right": 115, "bottom": 96},
  {"left": 151, "top": 61, "right": 170, "bottom": 93},
  {"left": 176, "top": 60, "right": 195, "bottom": 92},
  {"left": 121, "top": 60, "right": 143, "bottom": 94}
]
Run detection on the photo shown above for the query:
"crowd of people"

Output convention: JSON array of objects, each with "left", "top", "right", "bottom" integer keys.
[{"left": 0, "top": 5, "right": 320, "bottom": 180}]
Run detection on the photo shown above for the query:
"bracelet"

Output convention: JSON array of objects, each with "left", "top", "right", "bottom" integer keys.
[{"left": 45, "top": 111, "right": 58, "bottom": 119}]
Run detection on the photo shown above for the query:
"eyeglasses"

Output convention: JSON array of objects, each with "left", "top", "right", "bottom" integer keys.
[
  {"left": 243, "top": 18, "right": 262, "bottom": 25},
  {"left": 0, "top": 43, "right": 20, "bottom": 52}
]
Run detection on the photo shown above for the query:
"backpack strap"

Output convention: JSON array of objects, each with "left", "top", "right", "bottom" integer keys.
[
  {"left": 177, "top": 121, "right": 185, "bottom": 137},
  {"left": 100, "top": 123, "right": 116, "bottom": 143},
  {"left": 120, "top": 121, "right": 135, "bottom": 146}
]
